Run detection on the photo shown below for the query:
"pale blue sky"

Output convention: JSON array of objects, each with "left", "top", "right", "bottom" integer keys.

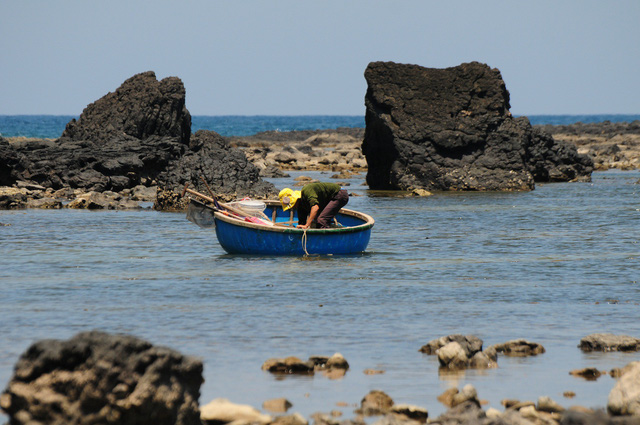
[{"left": 1, "top": 1, "right": 638, "bottom": 116}]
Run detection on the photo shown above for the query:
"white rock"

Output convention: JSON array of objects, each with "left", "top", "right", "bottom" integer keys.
[
  {"left": 608, "top": 361, "right": 640, "bottom": 415},
  {"left": 200, "top": 398, "right": 272, "bottom": 425}
]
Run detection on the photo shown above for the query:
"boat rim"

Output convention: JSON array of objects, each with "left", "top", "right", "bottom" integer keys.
[{"left": 213, "top": 200, "right": 374, "bottom": 234}]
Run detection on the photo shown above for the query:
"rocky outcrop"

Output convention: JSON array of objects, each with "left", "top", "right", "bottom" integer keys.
[
  {"left": 362, "top": 61, "right": 593, "bottom": 192},
  {"left": 0, "top": 72, "right": 276, "bottom": 209},
  {"left": 419, "top": 334, "right": 497, "bottom": 370},
  {"left": 0, "top": 331, "right": 203, "bottom": 425},
  {"left": 62, "top": 71, "right": 191, "bottom": 145}
]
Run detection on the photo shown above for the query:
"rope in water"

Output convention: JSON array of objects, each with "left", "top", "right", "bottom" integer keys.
[{"left": 301, "top": 228, "right": 310, "bottom": 256}]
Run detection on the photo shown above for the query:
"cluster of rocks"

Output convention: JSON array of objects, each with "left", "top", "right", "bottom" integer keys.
[
  {"left": 261, "top": 353, "right": 350, "bottom": 379},
  {"left": 3, "top": 331, "right": 640, "bottom": 425},
  {"left": 362, "top": 61, "right": 594, "bottom": 193},
  {"left": 0, "top": 71, "right": 276, "bottom": 211},
  {"left": 419, "top": 335, "right": 545, "bottom": 371},
  {"left": 0, "top": 183, "right": 157, "bottom": 210},
  {"left": 537, "top": 121, "right": 640, "bottom": 171},
  {"left": 229, "top": 128, "right": 367, "bottom": 175}
]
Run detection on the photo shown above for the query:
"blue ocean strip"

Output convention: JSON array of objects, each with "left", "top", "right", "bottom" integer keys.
[{"left": 0, "top": 114, "right": 638, "bottom": 139}]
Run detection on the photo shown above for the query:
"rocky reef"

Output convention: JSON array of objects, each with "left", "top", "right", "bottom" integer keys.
[{"left": 362, "top": 61, "right": 593, "bottom": 192}]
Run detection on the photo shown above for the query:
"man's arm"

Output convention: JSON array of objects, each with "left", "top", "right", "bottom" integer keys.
[{"left": 298, "top": 204, "right": 319, "bottom": 229}]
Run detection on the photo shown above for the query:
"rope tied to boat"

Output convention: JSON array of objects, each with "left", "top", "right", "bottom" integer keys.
[{"left": 301, "top": 228, "right": 310, "bottom": 256}]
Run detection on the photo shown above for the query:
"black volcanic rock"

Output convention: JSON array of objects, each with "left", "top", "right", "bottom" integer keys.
[
  {"left": 0, "top": 331, "right": 203, "bottom": 425},
  {"left": 62, "top": 71, "right": 191, "bottom": 145},
  {"left": 362, "top": 61, "right": 592, "bottom": 191},
  {"left": 0, "top": 72, "right": 277, "bottom": 207},
  {"left": 157, "top": 129, "right": 277, "bottom": 204},
  {"left": 0, "top": 136, "right": 26, "bottom": 186}
]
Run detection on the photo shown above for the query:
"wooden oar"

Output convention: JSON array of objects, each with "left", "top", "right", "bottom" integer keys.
[
  {"left": 181, "top": 183, "right": 251, "bottom": 218},
  {"left": 199, "top": 177, "right": 273, "bottom": 222}
]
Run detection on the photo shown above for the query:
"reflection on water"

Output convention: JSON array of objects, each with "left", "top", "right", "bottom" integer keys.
[{"left": 1, "top": 170, "right": 640, "bottom": 420}]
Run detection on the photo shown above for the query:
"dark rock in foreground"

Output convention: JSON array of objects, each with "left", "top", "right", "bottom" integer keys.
[
  {"left": 362, "top": 61, "right": 593, "bottom": 192},
  {"left": 0, "top": 331, "right": 203, "bottom": 425}
]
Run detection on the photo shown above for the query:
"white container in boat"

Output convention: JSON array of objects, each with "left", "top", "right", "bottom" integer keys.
[{"left": 238, "top": 200, "right": 266, "bottom": 216}]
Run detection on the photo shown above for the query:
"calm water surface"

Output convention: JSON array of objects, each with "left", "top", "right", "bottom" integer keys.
[{"left": 1, "top": 170, "right": 639, "bottom": 420}]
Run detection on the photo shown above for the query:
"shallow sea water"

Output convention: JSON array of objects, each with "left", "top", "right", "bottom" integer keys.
[{"left": 1, "top": 169, "right": 639, "bottom": 421}]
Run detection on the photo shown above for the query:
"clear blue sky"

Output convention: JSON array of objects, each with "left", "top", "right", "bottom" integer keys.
[{"left": 1, "top": 1, "right": 638, "bottom": 116}]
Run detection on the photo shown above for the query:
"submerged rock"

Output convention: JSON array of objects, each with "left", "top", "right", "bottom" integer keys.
[
  {"left": 362, "top": 61, "right": 593, "bottom": 192},
  {"left": 261, "top": 353, "right": 350, "bottom": 377},
  {"left": 489, "top": 339, "right": 546, "bottom": 357},
  {"left": 570, "top": 367, "right": 605, "bottom": 380},
  {"left": 0, "top": 330, "right": 203, "bottom": 425},
  {"left": 261, "top": 356, "right": 315, "bottom": 375},
  {"left": 579, "top": 333, "right": 640, "bottom": 352}
]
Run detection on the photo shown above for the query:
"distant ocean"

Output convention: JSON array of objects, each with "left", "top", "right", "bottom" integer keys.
[{"left": 1, "top": 114, "right": 639, "bottom": 139}]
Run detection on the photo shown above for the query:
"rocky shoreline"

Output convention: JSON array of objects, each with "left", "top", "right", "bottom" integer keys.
[
  {"left": 2, "top": 120, "right": 639, "bottom": 212},
  {"left": 537, "top": 121, "right": 640, "bottom": 171},
  {"left": 2, "top": 331, "right": 639, "bottom": 424},
  {"left": 229, "top": 120, "right": 640, "bottom": 175}
]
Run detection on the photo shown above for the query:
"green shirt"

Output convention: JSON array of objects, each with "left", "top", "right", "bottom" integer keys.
[{"left": 298, "top": 182, "right": 342, "bottom": 224}]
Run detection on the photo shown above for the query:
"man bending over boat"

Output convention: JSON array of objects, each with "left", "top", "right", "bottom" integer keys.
[{"left": 279, "top": 182, "right": 349, "bottom": 229}]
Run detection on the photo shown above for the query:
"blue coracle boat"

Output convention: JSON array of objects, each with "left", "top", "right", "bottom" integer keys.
[{"left": 186, "top": 199, "right": 374, "bottom": 255}]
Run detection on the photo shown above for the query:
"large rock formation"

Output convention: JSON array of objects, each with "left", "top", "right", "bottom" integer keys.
[
  {"left": 0, "top": 331, "right": 203, "bottom": 425},
  {"left": 0, "top": 71, "right": 276, "bottom": 207},
  {"left": 362, "top": 61, "right": 593, "bottom": 191},
  {"left": 62, "top": 71, "right": 192, "bottom": 146}
]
